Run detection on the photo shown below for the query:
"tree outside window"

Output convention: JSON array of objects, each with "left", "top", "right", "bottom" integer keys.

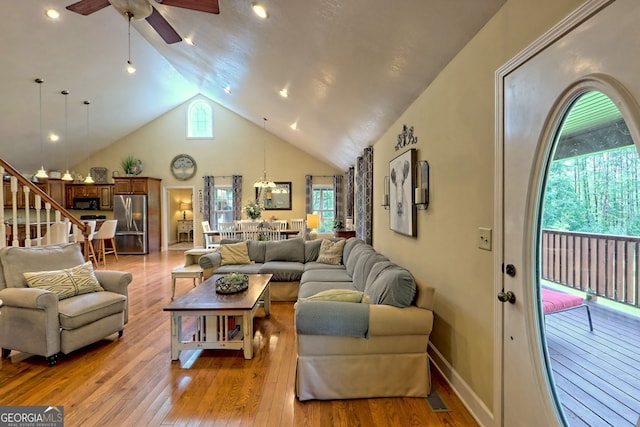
[
  {"left": 213, "top": 186, "right": 233, "bottom": 228},
  {"left": 312, "top": 186, "right": 335, "bottom": 232}
]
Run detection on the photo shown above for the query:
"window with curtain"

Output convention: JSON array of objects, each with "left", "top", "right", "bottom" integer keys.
[
  {"left": 312, "top": 185, "right": 335, "bottom": 232},
  {"left": 187, "top": 99, "right": 213, "bottom": 138},
  {"left": 213, "top": 186, "right": 234, "bottom": 228}
]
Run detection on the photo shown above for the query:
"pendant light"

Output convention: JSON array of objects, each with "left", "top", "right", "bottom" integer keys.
[
  {"left": 254, "top": 117, "right": 276, "bottom": 190},
  {"left": 61, "top": 90, "right": 73, "bottom": 181},
  {"left": 35, "top": 78, "right": 48, "bottom": 179},
  {"left": 83, "top": 100, "right": 94, "bottom": 184},
  {"left": 126, "top": 12, "right": 136, "bottom": 74}
]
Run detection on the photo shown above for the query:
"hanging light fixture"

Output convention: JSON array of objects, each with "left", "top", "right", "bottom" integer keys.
[
  {"left": 35, "top": 78, "right": 49, "bottom": 179},
  {"left": 83, "top": 100, "right": 94, "bottom": 184},
  {"left": 126, "top": 12, "right": 136, "bottom": 74},
  {"left": 61, "top": 90, "right": 73, "bottom": 181},
  {"left": 254, "top": 117, "right": 276, "bottom": 191}
]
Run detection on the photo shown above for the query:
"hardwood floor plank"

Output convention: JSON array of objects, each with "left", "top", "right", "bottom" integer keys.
[{"left": 0, "top": 251, "right": 478, "bottom": 426}]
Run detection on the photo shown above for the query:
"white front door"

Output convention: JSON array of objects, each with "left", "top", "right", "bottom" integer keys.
[{"left": 498, "top": 0, "right": 640, "bottom": 425}]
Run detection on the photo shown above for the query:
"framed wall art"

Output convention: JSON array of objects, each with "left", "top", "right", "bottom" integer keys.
[
  {"left": 389, "top": 149, "right": 416, "bottom": 236},
  {"left": 255, "top": 181, "right": 292, "bottom": 210}
]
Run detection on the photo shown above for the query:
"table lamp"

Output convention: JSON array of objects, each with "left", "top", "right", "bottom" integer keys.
[
  {"left": 306, "top": 213, "right": 320, "bottom": 240},
  {"left": 179, "top": 202, "right": 192, "bottom": 220}
]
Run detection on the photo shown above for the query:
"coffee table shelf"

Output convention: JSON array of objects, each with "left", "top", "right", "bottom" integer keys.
[{"left": 164, "top": 274, "right": 271, "bottom": 360}]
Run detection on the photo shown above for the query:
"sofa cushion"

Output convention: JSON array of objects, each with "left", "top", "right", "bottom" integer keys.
[
  {"left": 58, "top": 291, "right": 126, "bottom": 329},
  {"left": 247, "top": 240, "right": 266, "bottom": 263},
  {"left": 264, "top": 238, "right": 305, "bottom": 262},
  {"left": 0, "top": 243, "right": 85, "bottom": 289},
  {"left": 304, "top": 239, "right": 323, "bottom": 262},
  {"left": 300, "top": 268, "right": 351, "bottom": 284},
  {"left": 303, "top": 261, "right": 346, "bottom": 271},
  {"left": 365, "top": 265, "right": 416, "bottom": 307},
  {"left": 342, "top": 238, "right": 365, "bottom": 268},
  {"left": 259, "top": 261, "right": 304, "bottom": 282},
  {"left": 316, "top": 239, "right": 346, "bottom": 265},
  {"left": 220, "top": 241, "right": 252, "bottom": 265},
  {"left": 23, "top": 261, "right": 104, "bottom": 300},
  {"left": 351, "top": 252, "right": 389, "bottom": 291},
  {"left": 345, "top": 242, "right": 374, "bottom": 276},
  {"left": 299, "top": 289, "right": 369, "bottom": 303},
  {"left": 298, "top": 281, "right": 357, "bottom": 298}
]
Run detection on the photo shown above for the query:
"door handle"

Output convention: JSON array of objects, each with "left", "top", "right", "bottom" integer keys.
[{"left": 498, "top": 291, "right": 516, "bottom": 304}]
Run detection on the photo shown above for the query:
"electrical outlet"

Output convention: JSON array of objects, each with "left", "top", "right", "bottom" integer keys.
[{"left": 478, "top": 227, "right": 492, "bottom": 251}]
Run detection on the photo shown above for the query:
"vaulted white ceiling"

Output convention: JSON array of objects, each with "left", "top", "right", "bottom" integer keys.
[{"left": 0, "top": 0, "right": 505, "bottom": 174}]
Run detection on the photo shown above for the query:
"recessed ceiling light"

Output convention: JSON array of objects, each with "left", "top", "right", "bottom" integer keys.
[
  {"left": 224, "top": 86, "right": 232, "bottom": 94},
  {"left": 290, "top": 122, "right": 298, "bottom": 130},
  {"left": 252, "top": 3, "right": 268, "bottom": 19},
  {"left": 279, "top": 88, "right": 288, "bottom": 98},
  {"left": 46, "top": 9, "right": 60, "bottom": 19},
  {"left": 184, "top": 37, "right": 195, "bottom": 46},
  {"left": 49, "top": 133, "right": 59, "bottom": 142}
]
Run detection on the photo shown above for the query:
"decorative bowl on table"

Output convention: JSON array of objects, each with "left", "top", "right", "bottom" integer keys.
[{"left": 215, "top": 273, "right": 249, "bottom": 294}]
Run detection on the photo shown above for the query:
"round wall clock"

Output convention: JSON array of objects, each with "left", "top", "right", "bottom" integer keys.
[{"left": 170, "top": 154, "right": 197, "bottom": 181}]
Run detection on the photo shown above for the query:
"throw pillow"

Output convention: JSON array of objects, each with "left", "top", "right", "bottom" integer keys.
[
  {"left": 299, "top": 289, "right": 369, "bottom": 303},
  {"left": 23, "top": 261, "right": 104, "bottom": 300},
  {"left": 316, "top": 239, "right": 346, "bottom": 265},
  {"left": 220, "top": 241, "right": 252, "bottom": 265}
]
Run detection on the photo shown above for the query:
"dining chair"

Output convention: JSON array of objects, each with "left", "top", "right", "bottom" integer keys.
[
  {"left": 91, "top": 219, "right": 119, "bottom": 266},
  {"left": 260, "top": 229, "right": 282, "bottom": 241},
  {"left": 291, "top": 218, "right": 306, "bottom": 237},
  {"left": 201, "top": 221, "right": 216, "bottom": 249},
  {"left": 240, "top": 221, "right": 259, "bottom": 240}
]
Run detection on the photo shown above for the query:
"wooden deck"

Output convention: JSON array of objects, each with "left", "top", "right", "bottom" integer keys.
[{"left": 544, "top": 299, "right": 640, "bottom": 427}]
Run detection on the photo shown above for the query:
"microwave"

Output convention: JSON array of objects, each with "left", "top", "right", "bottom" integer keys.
[{"left": 73, "top": 197, "right": 100, "bottom": 210}]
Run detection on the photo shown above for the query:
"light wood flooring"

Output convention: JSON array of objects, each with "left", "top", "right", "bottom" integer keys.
[{"left": 0, "top": 250, "right": 478, "bottom": 426}]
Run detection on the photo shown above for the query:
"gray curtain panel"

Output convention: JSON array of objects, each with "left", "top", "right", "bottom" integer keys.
[
  {"left": 305, "top": 175, "right": 313, "bottom": 239},
  {"left": 203, "top": 176, "right": 215, "bottom": 226},
  {"left": 232, "top": 175, "right": 242, "bottom": 221},
  {"left": 345, "top": 167, "right": 354, "bottom": 220},
  {"left": 333, "top": 175, "right": 343, "bottom": 221},
  {"left": 355, "top": 147, "right": 373, "bottom": 244}
]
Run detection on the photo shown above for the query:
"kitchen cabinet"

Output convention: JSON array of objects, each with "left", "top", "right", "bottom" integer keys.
[
  {"left": 3, "top": 180, "right": 45, "bottom": 209},
  {"left": 65, "top": 184, "right": 113, "bottom": 210},
  {"left": 113, "top": 178, "right": 150, "bottom": 195}
]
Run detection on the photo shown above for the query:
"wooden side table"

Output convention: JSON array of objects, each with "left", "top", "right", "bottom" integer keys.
[{"left": 177, "top": 220, "right": 193, "bottom": 242}]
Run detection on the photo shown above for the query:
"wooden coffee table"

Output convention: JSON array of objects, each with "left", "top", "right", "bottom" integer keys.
[{"left": 163, "top": 273, "right": 272, "bottom": 360}]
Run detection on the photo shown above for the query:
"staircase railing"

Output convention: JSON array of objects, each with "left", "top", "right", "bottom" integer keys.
[{"left": 0, "top": 159, "right": 92, "bottom": 260}]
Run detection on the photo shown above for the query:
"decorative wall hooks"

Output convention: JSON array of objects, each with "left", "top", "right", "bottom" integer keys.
[
  {"left": 415, "top": 160, "right": 429, "bottom": 210},
  {"left": 395, "top": 124, "right": 418, "bottom": 151}
]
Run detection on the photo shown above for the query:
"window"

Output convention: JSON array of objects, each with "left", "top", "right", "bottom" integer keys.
[
  {"left": 187, "top": 100, "right": 213, "bottom": 138},
  {"left": 213, "top": 186, "right": 233, "bottom": 228},
  {"left": 312, "top": 186, "right": 335, "bottom": 232}
]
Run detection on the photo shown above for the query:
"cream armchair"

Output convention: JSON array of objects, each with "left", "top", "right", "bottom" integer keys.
[{"left": 0, "top": 243, "right": 132, "bottom": 366}]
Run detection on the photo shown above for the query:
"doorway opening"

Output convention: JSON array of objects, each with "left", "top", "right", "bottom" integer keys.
[{"left": 165, "top": 186, "right": 195, "bottom": 251}]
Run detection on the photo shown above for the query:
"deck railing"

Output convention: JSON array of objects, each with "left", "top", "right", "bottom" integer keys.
[
  {"left": 0, "top": 158, "right": 91, "bottom": 259},
  {"left": 541, "top": 229, "right": 640, "bottom": 309}
]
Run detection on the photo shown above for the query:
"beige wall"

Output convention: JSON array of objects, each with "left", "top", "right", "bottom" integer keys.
[
  {"left": 371, "top": 0, "right": 586, "bottom": 410},
  {"left": 76, "top": 95, "right": 342, "bottom": 246}
]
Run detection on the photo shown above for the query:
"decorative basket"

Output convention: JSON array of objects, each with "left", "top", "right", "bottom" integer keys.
[{"left": 215, "top": 273, "right": 249, "bottom": 294}]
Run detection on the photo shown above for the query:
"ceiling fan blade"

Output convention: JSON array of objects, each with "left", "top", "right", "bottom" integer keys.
[
  {"left": 66, "top": 0, "right": 111, "bottom": 15},
  {"left": 146, "top": 7, "right": 182, "bottom": 44},
  {"left": 156, "top": 0, "right": 220, "bottom": 14}
]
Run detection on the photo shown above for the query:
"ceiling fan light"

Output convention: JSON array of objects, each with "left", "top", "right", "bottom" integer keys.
[
  {"left": 62, "top": 170, "right": 74, "bottom": 181},
  {"left": 110, "top": 0, "right": 152, "bottom": 20}
]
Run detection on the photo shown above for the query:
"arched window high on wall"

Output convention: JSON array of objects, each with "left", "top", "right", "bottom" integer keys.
[{"left": 187, "top": 99, "right": 213, "bottom": 138}]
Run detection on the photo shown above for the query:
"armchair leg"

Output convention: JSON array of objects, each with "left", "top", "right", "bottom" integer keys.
[
  {"left": 2, "top": 348, "right": 10, "bottom": 358},
  {"left": 46, "top": 354, "right": 58, "bottom": 367},
  {"left": 118, "top": 329, "right": 124, "bottom": 337}
]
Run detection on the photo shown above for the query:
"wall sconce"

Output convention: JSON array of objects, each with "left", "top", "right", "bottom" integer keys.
[
  {"left": 415, "top": 160, "right": 429, "bottom": 210},
  {"left": 179, "top": 201, "right": 192, "bottom": 220},
  {"left": 382, "top": 176, "right": 390, "bottom": 209}
]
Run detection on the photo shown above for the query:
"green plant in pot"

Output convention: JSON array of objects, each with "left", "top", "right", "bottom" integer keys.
[
  {"left": 331, "top": 219, "right": 345, "bottom": 231},
  {"left": 121, "top": 155, "right": 139, "bottom": 175}
]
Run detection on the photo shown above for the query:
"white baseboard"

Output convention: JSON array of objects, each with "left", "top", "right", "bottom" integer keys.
[{"left": 428, "top": 343, "right": 495, "bottom": 427}]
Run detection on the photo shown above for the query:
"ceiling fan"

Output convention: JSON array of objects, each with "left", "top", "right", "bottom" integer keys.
[{"left": 66, "top": 0, "right": 220, "bottom": 44}]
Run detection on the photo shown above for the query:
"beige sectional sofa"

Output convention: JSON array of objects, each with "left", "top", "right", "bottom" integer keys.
[{"left": 198, "top": 237, "right": 435, "bottom": 400}]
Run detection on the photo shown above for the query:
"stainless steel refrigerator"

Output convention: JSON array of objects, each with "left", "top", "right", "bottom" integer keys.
[{"left": 114, "top": 194, "right": 148, "bottom": 254}]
